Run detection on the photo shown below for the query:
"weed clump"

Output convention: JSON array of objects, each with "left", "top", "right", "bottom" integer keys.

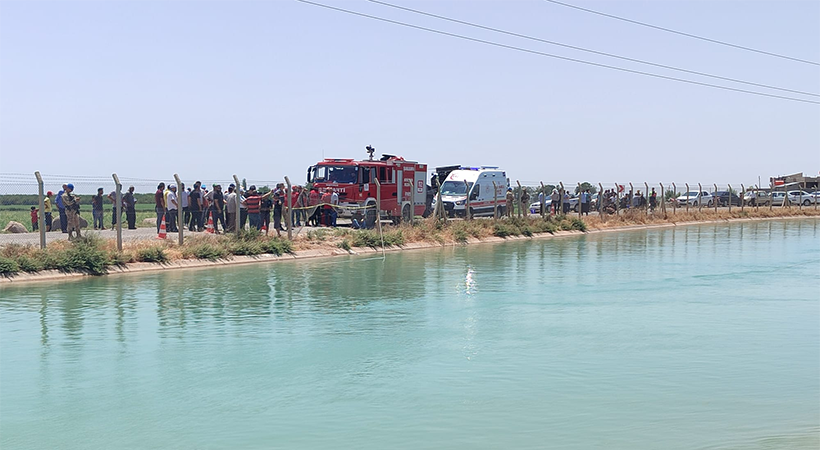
[{"left": 136, "top": 246, "right": 169, "bottom": 263}]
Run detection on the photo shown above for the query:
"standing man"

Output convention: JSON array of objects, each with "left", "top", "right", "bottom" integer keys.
[
  {"left": 56, "top": 183, "right": 68, "bottom": 233},
  {"left": 242, "top": 185, "right": 272, "bottom": 231},
  {"left": 166, "top": 184, "right": 179, "bottom": 232},
  {"left": 92, "top": 187, "right": 105, "bottom": 230},
  {"left": 238, "top": 187, "right": 248, "bottom": 231},
  {"left": 154, "top": 183, "right": 166, "bottom": 233},
  {"left": 62, "top": 184, "right": 81, "bottom": 240},
  {"left": 295, "top": 186, "right": 307, "bottom": 227},
  {"left": 180, "top": 184, "right": 190, "bottom": 228},
  {"left": 550, "top": 189, "right": 560, "bottom": 215},
  {"left": 43, "top": 191, "right": 53, "bottom": 232},
  {"left": 225, "top": 184, "right": 237, "bottom": 232},
  {"left": 272, "top": 183, "right": 285, "bottom": 233},
  {"left": 538, "top": 189, "right": 545, "bottom": 217},
  {"left": 521, "top": 189, "right": 530, "bottom": 218},
  {"left": 123, "top": 186, "right": 137, "bottom": 229},
  {"left": 329, "top": 188, "right": 339, "bottom": 227},
  {"left": 210, "top": 184, "right": 225, "bottom": 234},
  {"left": 188, "top": 182, "right": 203, "bottom": 232},
  {"left": 649, "top": 188, "right": 657, "bottom": 212},
  {"left": 505, "top": 188, "right": 515, "bottom": 218}
]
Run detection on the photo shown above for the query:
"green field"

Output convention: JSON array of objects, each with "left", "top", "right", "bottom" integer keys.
[{"left": 1, "top": 204, "right": 157, "bottom": 232}]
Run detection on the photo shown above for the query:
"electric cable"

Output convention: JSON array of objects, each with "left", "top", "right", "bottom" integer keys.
[
  {"left": 295, "top": 0, "right": 819, "bottom": 105},
  {"left": 542, "top": 0, "right": 820, "bottom": 66},
  {"left": 365, "top": 0, "right": 818, "bottom": 97}
]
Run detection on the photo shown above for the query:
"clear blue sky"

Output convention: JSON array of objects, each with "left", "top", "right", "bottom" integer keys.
[{"left": 1, "top": 0, "right": 818, "bottom": 188}]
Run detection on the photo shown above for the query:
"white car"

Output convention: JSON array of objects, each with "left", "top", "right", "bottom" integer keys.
[
  {"left": 743, "top": 191, "right": 771, "bottom": 206},
  {"left": 676, "top": 191, "right": 713, "bottom": 207},
  {"left": 786, "top": 190, "right": 816, "bottom": 206}
]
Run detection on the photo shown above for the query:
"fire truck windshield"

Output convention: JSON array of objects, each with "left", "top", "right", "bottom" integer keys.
[
  {"left": 311, "top": 165, "right": 358, "bottom": 184},
  {"left": 440, "top": 180, "right": 472, "bottom": 196}
]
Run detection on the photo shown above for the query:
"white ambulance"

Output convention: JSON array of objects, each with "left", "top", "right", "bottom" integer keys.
[{"left": 434, "top": 167, "right": 510, "bottom": 217}]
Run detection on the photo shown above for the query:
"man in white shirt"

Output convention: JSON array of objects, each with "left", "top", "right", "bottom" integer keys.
[
  {"left": 330, "top": 190, "right": 339, "bottom": 227},
  {"left": 166, "top": 185, "right": 179, "bottom": 232},
  {"left": 225, "top": 185, "right": 238, "bottom": 232},
  {"left": 180, "top": 184, "right": 190, "bottom": 229}
]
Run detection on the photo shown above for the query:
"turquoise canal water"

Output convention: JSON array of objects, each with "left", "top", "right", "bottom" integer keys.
[{"left": 1, "top": 219, "right": 818, "bottom": 449}]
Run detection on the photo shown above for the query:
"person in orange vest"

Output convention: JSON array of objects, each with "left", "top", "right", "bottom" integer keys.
[
  {"left": 308, "top": 187, "right": 320, "bottom": 227},
  {"left": 320, "top": 188, "right": 333, "bottom": 227}
]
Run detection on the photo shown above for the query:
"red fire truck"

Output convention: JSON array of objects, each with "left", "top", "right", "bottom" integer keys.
[{"left": 306, "top": 147, "right": 428, "bottom": 224}]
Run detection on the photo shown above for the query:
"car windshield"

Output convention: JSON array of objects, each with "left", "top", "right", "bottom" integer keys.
[
  {"left": 312, "top": 165, "right": 357, "bottom": 184},
  {"left": 440, "top": 180, "right": 472, "bottom": 196},
  {"left": 680, "top": 192, "right": 699, "bottom": 197}
]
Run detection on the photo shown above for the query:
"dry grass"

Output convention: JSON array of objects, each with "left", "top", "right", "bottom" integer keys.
[{"left": 583, "top": 206, "right": 820, "bottom": 230}]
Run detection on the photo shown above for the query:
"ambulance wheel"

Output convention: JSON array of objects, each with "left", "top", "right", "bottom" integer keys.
[{"left": 401, "top": 204, "right": 412, "bottom": 223}]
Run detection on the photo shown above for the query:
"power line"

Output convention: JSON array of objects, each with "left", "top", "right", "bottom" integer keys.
[
  {"left": 295, "top": 0, "right": 820, "bottom": 105},
  {"left": 543, "top": 0, "right": 820, "bottom": 67},
  {"left": 365, "top": 0, "right": 818, "bottom": 98}
]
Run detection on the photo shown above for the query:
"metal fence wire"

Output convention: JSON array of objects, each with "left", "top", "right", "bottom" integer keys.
[{"left": 1, "top": 172, "right": 816, "bottom": 249}]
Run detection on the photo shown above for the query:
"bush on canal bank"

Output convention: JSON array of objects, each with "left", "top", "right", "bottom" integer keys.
[{"left": 0, "top": 231, "right": 294, "bottom": 276}]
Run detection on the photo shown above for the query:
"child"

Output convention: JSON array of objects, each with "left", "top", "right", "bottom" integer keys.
[{"left": 30, "top": 206, "right": 39, "bottom": 231}]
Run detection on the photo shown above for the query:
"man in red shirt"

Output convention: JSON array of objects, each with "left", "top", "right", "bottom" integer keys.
[
  {"left": 242, "top": 185, "right": 273, "bottom": 231},
  {"left": 154, "top": 183, "right": 166, "bottom": 233}
]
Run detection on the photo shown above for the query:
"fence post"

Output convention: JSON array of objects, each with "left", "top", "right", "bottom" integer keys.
[
  {"left": 173, "top": 174, "right": 184, "bottom": 245},
  {"left": 643, "top": 182, "right": 649, "bottom": 216},
  {"left": 232, "top": 175, "right": 242, "bottom": 232},
  {"left": 713, "top": 183, "right": 718, "bottom": 212},
  {"left": 727, "top": 184, "right": 732, "bottom": 213},
  {"left": 34, "top": 171, "right": 46, "bottom": 249},
  {"left": 465, "top": 180, "right": 471, "bottom": 220},
  {"left": 112, "top": 173, "right": 123, "bottom": 251},
  {"left": 492, "top": 181, "right": 498, "bottom": 222},
  {"left": 540, "top": 182, "right": 546, "bottom": 218},
  {"left": 613, "top": 183, "right": 620, "bottom": 216},
  {"left": 659, "top": 183, "right": 665, "bottom": 215},
  {"left": 685, "top": 183, "right": 690, "bottom": 213},
  {"left": 374, "top": 178, "right": 383, "bottom": 237},
  {"left": 740, "top": 184, "right": 745, "bottom": 212},
  {"left": 284, "top": 176, "right": 293, "bottom": 241},
  {"left": 671, "top": 183, "right": 676, "bottom": 215},
  {"left": 559, "top": 182, "right": 564, "bottom": 215},
  {"left": 516, "top": 180, "right": 523, "bottom": 218}
]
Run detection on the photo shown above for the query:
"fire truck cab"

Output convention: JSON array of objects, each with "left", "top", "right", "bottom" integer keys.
[{"left": 307, "top": 153, "right": 428, "bottom": 224}]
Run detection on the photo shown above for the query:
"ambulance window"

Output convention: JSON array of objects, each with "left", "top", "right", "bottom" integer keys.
[{"left": 470, "top": 184, "right": 480, "bottom": 200}]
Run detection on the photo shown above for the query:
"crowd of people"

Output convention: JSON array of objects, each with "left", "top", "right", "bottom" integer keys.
[{"left": 31, "top": 181, "right": 355, "bottom": 238}]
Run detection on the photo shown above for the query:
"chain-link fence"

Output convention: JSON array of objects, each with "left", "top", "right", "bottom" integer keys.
[{"left": 1, "top": 172, "right": 817, "bottom": 248}]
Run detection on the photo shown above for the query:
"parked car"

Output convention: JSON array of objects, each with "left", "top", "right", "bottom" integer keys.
[
  {"left": 743, "top": 190, "right": 771, "bottom": 206},
  {"left": 712, "top": 191, "right": 742, "bottom": 207},
  {"left": 529, "top": 201, "right": 549, "bottom": 214},
  {"left": 786, "top": 190, "right": 816, "bottom": 206},
  {"left": 676, "top": 191, "right": 713, "bottom": 207},
  {"left": 770, "top": 191, "right": 787, "bottom": 206}
]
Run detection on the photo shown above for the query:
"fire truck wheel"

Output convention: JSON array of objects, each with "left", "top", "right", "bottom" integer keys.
[
  {"left": 365, "top": 201, "right": 377, "bottom": 227},
  {"left": 401, "top": 204, "right": 412, "bottom": 223}
]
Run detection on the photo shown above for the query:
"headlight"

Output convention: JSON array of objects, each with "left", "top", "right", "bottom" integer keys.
[{"left": 455, "top": 200, "right": 465, "bottom": 205}]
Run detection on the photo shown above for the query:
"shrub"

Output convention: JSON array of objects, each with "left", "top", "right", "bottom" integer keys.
[
  {"left": 261, "top": 237, "right": 292, "bottom": 255},
  {"left": 60, "top": 235, "right": 109, "bottom": 275},
  {"left": 570, "top": 218, "right": 587, "bottom": 232},
  {"left": 136, "top": 246, "right": 169, "bottom": 263},
  {"left": 453, "top": 228, "right": 468, "bottom": 244},
  {"left": 338, "top": 239, "right": 352, "bottom": 251},
  {"left": 0, "top": 256, "right": 19, "bottom": 275},
  {"left": 228, "top": 239, "right": 264, "bottom": 256},
  {"left": 184, "top": 243, "right": 229, "bottom": 261},
  {"left": 15, "top": 254, "right": 43, "bottom": 273}
]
